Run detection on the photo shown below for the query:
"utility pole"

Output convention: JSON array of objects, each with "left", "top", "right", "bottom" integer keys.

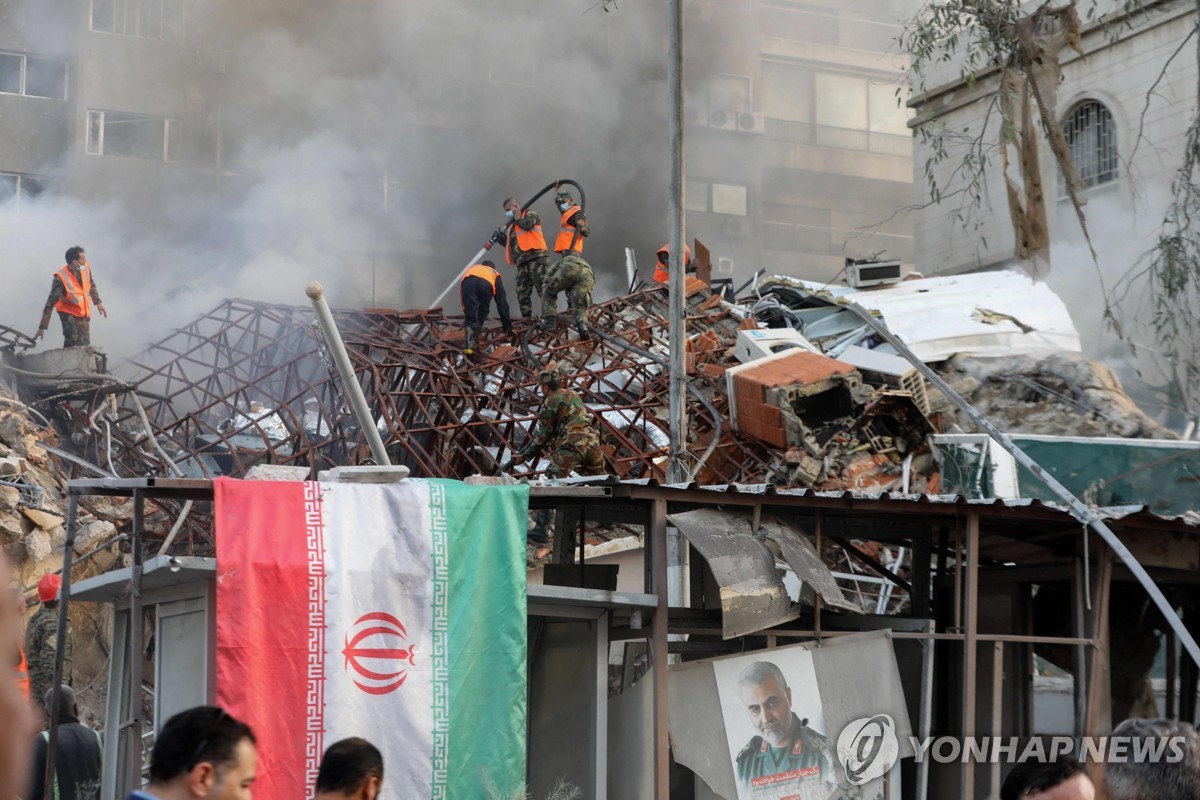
[{"left": 666, "top": 0, "right": 688, "bottom": 607}]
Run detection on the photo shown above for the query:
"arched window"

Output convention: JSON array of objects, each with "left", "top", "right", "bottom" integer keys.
[{"left": 1063, "top": 100, "right": 1118, "bottom": 188}]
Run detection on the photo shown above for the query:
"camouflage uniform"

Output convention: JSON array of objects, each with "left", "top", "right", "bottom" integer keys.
[
  {"left": 503, "top": 212, "right": 550, "bottom": 318},
  {"left": 24, "top": 604, "right": 72, "bottom": 710},
  {"left": 520, "top": 386, "right": 605, "bottom": 479},
  {"left": 541, "top": 255, "right": 594, "bottom": 330},
  {"left": 735, "top": 714, "right": 836, "bottom": 800},
  {"left": 39, "top": 268, "right": 103, "bottom": 348}
]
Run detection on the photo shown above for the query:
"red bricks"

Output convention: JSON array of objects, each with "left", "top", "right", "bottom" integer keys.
[
  {"left": 697, "top": 363, "right": 727, "bottom": 381},
  {"left": 685, "top": 276, "right": 708, "bottom": 297},
  {"left": 739, "top": 316, "right": 759, "bottom": 330},
  {"left": 698, "top": 294, "right": 724, "bottom": 312}
]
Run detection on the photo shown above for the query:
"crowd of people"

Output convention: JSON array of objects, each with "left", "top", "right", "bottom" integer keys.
[{"left": 1, "top": 551, "right": 386, "bottom": 800}]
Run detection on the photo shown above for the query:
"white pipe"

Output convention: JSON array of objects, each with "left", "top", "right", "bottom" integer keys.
[
  {"left": 428, "top": 246, "right": 489, "bottom": 311},
  {"left": 306, "top": 282, "right": 391, "bottom": 466}
]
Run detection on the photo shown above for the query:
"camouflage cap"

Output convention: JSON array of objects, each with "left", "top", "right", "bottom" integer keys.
[{"left": 554, "top": 190, "right": 574, "bottom": 204}]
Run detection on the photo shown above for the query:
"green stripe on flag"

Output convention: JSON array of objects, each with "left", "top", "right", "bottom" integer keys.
[{"left": 430, "top": 480, "right": 529, "bottom": 799}]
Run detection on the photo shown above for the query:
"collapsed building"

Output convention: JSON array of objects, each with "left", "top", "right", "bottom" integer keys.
[{"left": 7, "top": 263, "right": 1200, "bottom": 798}]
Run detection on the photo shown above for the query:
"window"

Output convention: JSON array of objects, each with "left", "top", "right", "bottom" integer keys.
[
  {"left": 1063, "top": 100, "right": 1118, "bottom": 188},
  {"left": 816, "top": 73, "right": 867, "bottom": 130},
  {"left": 0, "top": 52, "right": 67, "bottom": 99},
  {"left": 0, "top": 173, "right": 49, "bottom": 210},
  {"left": 762, "top": 62, "right": 812, "bottom": 124},
  {"left": 87, "top": 110, "right": 180, "bottom": 160},
  {"left": 712, "top": 183, "right": 748, "bottom": 216},
  {"left": 90, "top": 0, "right": 184, "bottom": 41}
]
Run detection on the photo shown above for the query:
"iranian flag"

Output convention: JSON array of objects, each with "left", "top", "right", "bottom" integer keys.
[{"left": 214, "top": 477, "right": 528, "bottom": 799}]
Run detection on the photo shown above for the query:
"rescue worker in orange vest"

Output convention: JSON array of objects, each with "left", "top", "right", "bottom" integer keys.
[
  {"left": 553, "top": 190, "right": 589, "bottom": 255},
  {"left": 495, "top": 196, "right": 550, "bottom": 319},
  {"left": 35, "top": 246, "right": 107, "bottom": 348},
  {"left": 459, "top": 260, "right": 514, "bottom": 355},
  {"left": 653, "top": 242, "right": 693, "bottom": 284},
  {"left": 10, "top": 588, "right": 28, "bottom": 704}
]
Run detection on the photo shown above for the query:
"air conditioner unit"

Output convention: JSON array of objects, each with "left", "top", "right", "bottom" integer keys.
[
  {"left": 845, "top": 260, "right": 903, "bottom": 289},
  {"left": 724, "top": 217, "right": 750, "bottom": 238},
  {"left": 737, "top": 112, "right": 765, "bottom": 134},
  {"left": 709, "top": 108, "right": 737, "bottom": 131},
  {"left": 716, "top": 256, "right": 735, "bottom": 274},
  {"left": 685, "top": 105, "right": 708, "bottom": 128}
]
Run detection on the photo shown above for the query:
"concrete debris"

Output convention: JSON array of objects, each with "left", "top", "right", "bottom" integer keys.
[
  {"left": 0, "top": 267, "right": 1179, "bottom": 564},
  {"left": 930, "top": 352, "right": 1171, "bottom": 439}
]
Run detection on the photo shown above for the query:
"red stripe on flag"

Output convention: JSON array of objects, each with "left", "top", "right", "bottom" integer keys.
[{"left": 216, "top": 478, "right": 324, "bottom": 800}]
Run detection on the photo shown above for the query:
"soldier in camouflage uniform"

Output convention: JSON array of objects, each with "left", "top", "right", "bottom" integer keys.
[
  {"left": 496, "top": 197, "right": 550, "bottom": 319},
  {"left": 25, "top": 573, "right": 71, "bottom": 712},
  {"left": 511, "top": 363, "right": 605, "bottom": 479},
  {"left": 35, "top": 246, "right": 107, "bottom": 348},
  {"left": 539, "top": 254, "right": 595, "bottom": 340},
  {"left": 734, "top": 661, "right": 837, "bottom": 800}
]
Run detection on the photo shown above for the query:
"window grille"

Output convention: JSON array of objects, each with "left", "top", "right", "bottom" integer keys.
[{"left": 1063, "top": 101, "right": 1118, "bottom": 189}]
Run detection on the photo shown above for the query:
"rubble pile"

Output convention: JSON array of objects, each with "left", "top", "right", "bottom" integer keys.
[
  {"left": 931, "top": 352, "right": 1171, "bottom": 439},
  {"left": 0, "top": 377, "right": 125, "bottom": 724},
  {"left": 6, "top": 266, "right": 1166, "bottom": 506}
]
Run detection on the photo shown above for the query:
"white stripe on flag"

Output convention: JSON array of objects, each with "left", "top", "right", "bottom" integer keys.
[{"left": 321, "top": 482, "right": 438, "bottom": 797}]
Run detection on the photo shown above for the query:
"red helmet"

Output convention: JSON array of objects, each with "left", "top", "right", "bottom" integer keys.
[{"left": 37, "top": 573, "right": 61, "bottom": 603}]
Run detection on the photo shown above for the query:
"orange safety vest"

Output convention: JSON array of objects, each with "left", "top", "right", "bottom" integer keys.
[
  {"left": 505, "top": 214, "right": 548, "bottom": 266},
  {"left": 555, "top": 205, "right": 585, "bottom": 254},
  {"left": 14, "top": 644, "right": 29, "bottom": 702},
  {"left": 462, "top": 263, "right": 500, "bottom": 294},
  {"left": 653, "top": 243, "right": 692, "bottom": 284},
  {"left": 53, "top": 264, "right": 93, "bottom": 318}
]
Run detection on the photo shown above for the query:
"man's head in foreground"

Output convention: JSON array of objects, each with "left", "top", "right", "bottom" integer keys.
[
  {"left": 43, "top": 684, "right": 78, "bottom": 724},
  {"left": 1105, "top": 718, "right": 1200, "bottom": 800},
  {"left": 316, "top": 737, "right": 383, "bottom": 800},
  {"left": 147, "top": 706, "right": 256, "bottom": 799},
  {"left": 1001, "top": 757, "right": 1093, "bottom": 800},
  {"left": 738, "top": 661, "right": 795, "bottom": 749}
]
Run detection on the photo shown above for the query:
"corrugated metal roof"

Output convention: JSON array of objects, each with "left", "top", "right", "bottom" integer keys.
[{"left": 532, "top": 475, "right": 1199, "bottom": 527}]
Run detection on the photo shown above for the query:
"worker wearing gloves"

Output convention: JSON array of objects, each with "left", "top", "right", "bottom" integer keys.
[
  {"left": 494, "top": 197, "right": 550, "bottom": 319},
  {"left": 507, "top": 363, "right": 605, "bottom": 479},
  {"left": 35, "top": 246, "right": 107, "bottom": 348},
  {"left": 552, "top": 190, "right": 589, "bottom": 255},
  {"left": 539, "top": 254, "right": 594, "bottom": 340},
  {"left": 653, "top": 242, "right": 693, "bottom": 284},
  {"left": 459, "top": 260, "right": 513, "bottom": 356}
]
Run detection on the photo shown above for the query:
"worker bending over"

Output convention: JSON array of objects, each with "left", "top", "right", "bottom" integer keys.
[
  {"left": 35, "top": 246, "right": 107, "bottom": 348},
  {"left": 553, "top": 190, "right": 589, "bottom": 255},
  {"left": 539, "top": 254, "right": 594, "bottom": 340},
  {"left": 510, "top": 363, "right": 605, "bottom": 479},
  {"left": 653, "top": 242, "right": 693, "bottom": 284},
  {"left": 496, "top": 197, "right": 550, "bottom": 319},
  {"left": 459, "top": 260, "right": 513, "bottom": 355}
]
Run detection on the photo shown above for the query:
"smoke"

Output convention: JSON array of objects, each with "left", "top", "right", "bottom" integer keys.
[
  {"left": 0, "top": 0, "right": 672, "bottom": 357},
  {"left": 1046, "top": 183, "right": 1185, "bottom": 425}
]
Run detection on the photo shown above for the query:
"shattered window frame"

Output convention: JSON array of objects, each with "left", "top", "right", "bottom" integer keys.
[
  {"left": 1061, "top": 99, "right": 1119, "bottom": 192},
  {"left": 89, "top": 0, "right": 185, "bottom": 42},
  {"left": 0, "top": 51, "right": 68, "bottom": 100},
  {"left": 86, "top": 109, "right": 182, "bottom": 161},
  {"left": 0, "top": 172, "right": 49, "bottom": 211}
]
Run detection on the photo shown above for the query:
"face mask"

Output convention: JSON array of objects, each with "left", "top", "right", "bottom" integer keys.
[
  {"left": 559, "top": 202, "right": 570, "bottom": 211},
  {"left": 505, "top": 210, "right": 515, "bottom": 219}
]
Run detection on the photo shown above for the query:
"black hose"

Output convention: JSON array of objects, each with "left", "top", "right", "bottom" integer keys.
[{"left": 520, "top": 178, "right": 585, "bottom": 215}]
